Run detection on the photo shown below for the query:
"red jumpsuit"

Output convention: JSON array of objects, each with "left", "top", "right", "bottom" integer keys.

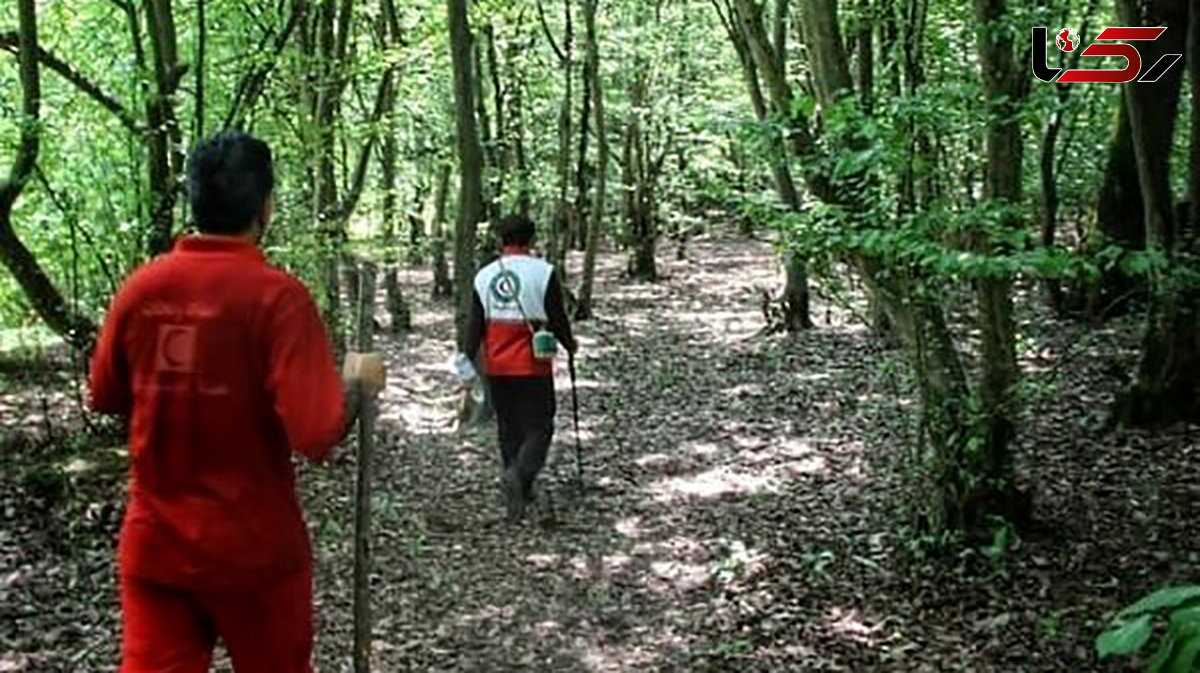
[{"left": 89, "top": 236, "right": 345, "bottom": 673}]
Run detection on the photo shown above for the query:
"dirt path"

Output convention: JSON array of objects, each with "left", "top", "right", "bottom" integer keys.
[{"left": 302, "top": 237, "right": 902, "bottom": 671}]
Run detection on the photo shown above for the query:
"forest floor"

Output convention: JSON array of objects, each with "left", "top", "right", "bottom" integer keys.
[{"left": 1, "top": 234, "right": 1198, "bottom": 671}]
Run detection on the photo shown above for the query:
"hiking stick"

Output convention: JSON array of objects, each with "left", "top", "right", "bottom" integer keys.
[
  {"left": 353, "top": 262, "right": 378, "bottom": 673},
  {"left": 568, "top": 350, "right": 583, "bottom": 489}
]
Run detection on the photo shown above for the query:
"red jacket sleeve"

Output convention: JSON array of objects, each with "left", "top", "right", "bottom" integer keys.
[
  {"left": 264, "top": 282, "right": 345, "bottom": 462},
  {"left": 89, "top": 290, "right": 132, "bottom": 416}
]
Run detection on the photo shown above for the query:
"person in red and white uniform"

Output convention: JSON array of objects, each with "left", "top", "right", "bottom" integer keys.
[{"left": 464, "top": 214, "right": 577, "bottom": 520}]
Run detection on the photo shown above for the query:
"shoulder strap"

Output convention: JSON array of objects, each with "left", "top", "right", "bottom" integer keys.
[{"left": 496, "top": 256, "right": 536, "bottom": 335}]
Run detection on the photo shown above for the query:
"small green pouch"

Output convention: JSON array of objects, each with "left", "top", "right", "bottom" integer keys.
[{"left": 532, "top": 330, "right": 558, "bottom": 361}]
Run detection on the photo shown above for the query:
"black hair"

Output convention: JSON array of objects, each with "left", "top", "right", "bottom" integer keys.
[
  {"left": 496, "top": 213, "right": 536, "bottom": 246},
  {"left": 188, "top": 131, "right": 275, "bottom": 235}
]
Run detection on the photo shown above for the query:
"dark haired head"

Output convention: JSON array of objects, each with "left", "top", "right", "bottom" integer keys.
[
  {"left": 188, "top": 131, "right": 275, "bottom": 236},
  {"left": 496, "top": 214, "right": 536, "bottom": 247}
]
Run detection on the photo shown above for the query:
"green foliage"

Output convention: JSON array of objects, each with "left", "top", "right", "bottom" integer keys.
[{"left": 1097, "top": 586, "right": 1200, "bottom": 671}]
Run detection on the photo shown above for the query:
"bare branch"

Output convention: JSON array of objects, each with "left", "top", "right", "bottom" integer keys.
[
  {"left": 0, "top": 31, "right": 140, "bottom": 133},
  {"left": 331, "top": 68, "right": 396, "bottom": 222},
  {"left": 223, "top": 0, "right": 305, "bottom": 128},
  {"left": 537, "top": 0, "right": 566, "bottom": 63}
]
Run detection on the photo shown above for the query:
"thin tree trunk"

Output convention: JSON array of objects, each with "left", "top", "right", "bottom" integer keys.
[
  {"left": 379, "top": 0, "right": 410, "bottom": 334},
  {"left": 431, "top": 163, "right": 454, "bottom": 298},
  {"left": 1038, "top": 0, "right": 1094, "bottom": 315},
  {"left": 511, "top": 51, "right": 531, "bottom": 218},
  {"left": 573, "top": 12, "right": 594, "bottom": 253},
  {"left": 855, "top": 0, "right": 873, "bottom": 115},
  {"left": 971, "top": 0, "right": 1027, "bottom": 509},
  {"left": 550, "top": 0, "right": 574, "bottom": 273},
  {"left": 315, "top": 0, "right": 342, "bottom": 350},
  {"left": 195, "top": 0, "right": 206, "bottom": 139},
  {"left": 575, "top": 0, "right": 606, "bottom": 320},
  {"left": 449, "top": 0, "right": 483, "bottom": 346},
  {"left": 473, "top": 36, "right": 496, "bottom": 222},
  {"left": 486, "top": 24, "right": 507, "bottom": 213},
  {"left": 145, "top": 0, "right": 184, "bottom": 256}
]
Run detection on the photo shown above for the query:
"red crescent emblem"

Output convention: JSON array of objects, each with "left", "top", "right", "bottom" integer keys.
[{"left": 156, "top": 325, "right": 197, "bottom": 373}]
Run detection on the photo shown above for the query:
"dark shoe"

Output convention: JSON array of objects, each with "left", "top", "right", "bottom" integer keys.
[{"left": 502, "top": 469, "right": 527, "bottom": 522}]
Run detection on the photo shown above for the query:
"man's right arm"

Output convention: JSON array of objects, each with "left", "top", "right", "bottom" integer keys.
[
  {"left": 265, "top": 284, "right": 347, "bottom": 462},
  {"left": 464, "top": 289, "right": 486, "bottom": 364}
]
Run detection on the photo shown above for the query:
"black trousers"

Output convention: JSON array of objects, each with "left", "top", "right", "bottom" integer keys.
[{"left": 489, "top": 375, "right": 556, "bottom": 496}]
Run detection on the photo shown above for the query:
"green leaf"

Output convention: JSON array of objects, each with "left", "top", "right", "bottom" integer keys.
[
  {"left": 1120, "top": 587, "right": 1200, "bottom": 620},
  {"left": 1171, "top": 607, "right": 1200, "bottom": 629},
  {"left": 1168, "top": 632, "right": 1200, "bottom": 673},
  {"left": 1164, "top": 609, "right": 1200, "bottom": 673},
  {"left": 1097, "top": 614, "right": 1154, "bottom": 659},
  {"left": 791, "top": 94, "right": 816, "bottom": 120}
]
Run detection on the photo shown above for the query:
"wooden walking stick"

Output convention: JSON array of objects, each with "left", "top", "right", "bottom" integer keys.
[
  {"left": 352, "top": 262, "right": 378, "bottom": 673},
  {"left": 568, "top": 351, "right": 583, "bottom": 489}
]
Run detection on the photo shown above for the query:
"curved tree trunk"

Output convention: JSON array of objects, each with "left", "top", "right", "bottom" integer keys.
[{"left": 0, "top": 0, "right": 96, "bottom": 351}]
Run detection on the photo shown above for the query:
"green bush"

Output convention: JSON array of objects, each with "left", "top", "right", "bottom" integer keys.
[{"left": 1097, "top": 586, "right": 1200, "bottom": 671}]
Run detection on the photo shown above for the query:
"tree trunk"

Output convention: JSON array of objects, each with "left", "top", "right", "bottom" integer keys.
[
  {"left": 573, "top": 14, "right": 595, "bottom": 253},
  {"left": 574, "top": 0, "right": 606, "bottom": 320},
  {"left": 858, "top": 263, "right": 973, "bottom": 532},
  {"left": 408, "top": 183, "right": 427, "bottom": 266},
  {"left": 511, "top": 53, "right": 532, "bottom": 218},
  {"left": 1115, "top": 0, "right": 1199, "bottom": 426},
  {"left": 431, "top": 163, "right": 454, "bottom": 298},
  {"left": 971, "top": 0, "right": 1026, "bottom": 512},
  {"left": 855, "top": 0, "right": 873, "bottom": 115},
  {"left": 0, "top": 0, "right": 96, "bottom": 351},
  {"left": 379, "top": 3, "right": 411, "bottom": 335},
  {"left": 315, "top": 0, "right": 343, "bottom": 351},
  {"left": 473, "top": 35, "right": 497, "bottom": 222},
  {"left": 623, "top": 53, "right": 658, "bottom": 282},
  {"left": 487, "top": 24, "right": 506, "bottom": 214},
  {"left": 448, "top": 0, "right": 483, "bottom": 346},
  {"left": 144, "top": 0, "right": 184, "bottom": 256},
  {"left": 1038, "top": 0, "right": 1094, "bottom": 315},
  {"left": 549, "top": 0, "right": 574, "bottom": 274},
  {"left": 195, "top": 0, "right": 206, "bottom": 140},
  {"left": 731, "top": 0, "right": 815, "bottom": 329}
]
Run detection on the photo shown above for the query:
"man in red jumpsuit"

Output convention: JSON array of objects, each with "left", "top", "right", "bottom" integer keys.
[{"left": 89, "top": 131, "right": 384, "bottom": 672}]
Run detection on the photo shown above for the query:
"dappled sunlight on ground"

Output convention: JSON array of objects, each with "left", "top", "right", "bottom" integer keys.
[{"left": 649, "top": 466, "right": 779, "bottom": 503}]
